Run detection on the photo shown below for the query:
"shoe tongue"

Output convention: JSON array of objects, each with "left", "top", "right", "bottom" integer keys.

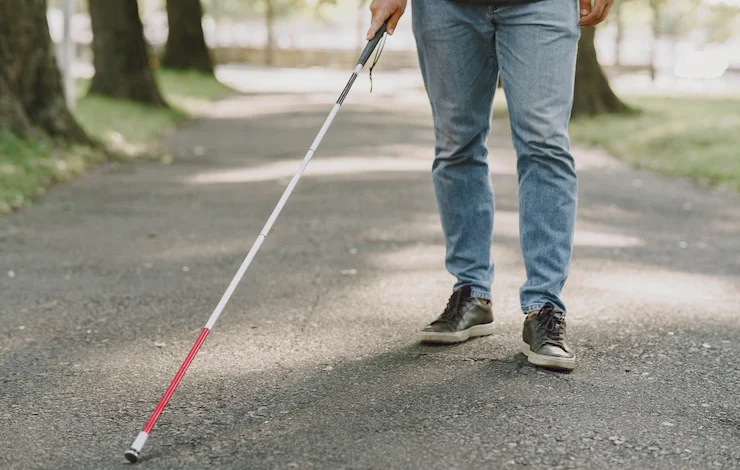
[
  {"left": 458, "top": 285, "right": 472, "bottom": 298},
  {"left": 539, "top": 303, "right": 563, "bottom": 316}
]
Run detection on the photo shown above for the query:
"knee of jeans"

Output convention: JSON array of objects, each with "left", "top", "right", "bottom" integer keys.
[
  {"left": 432, "top": 122, "right": 490, "bottom": 171},
  {"left": 516, "top": 145, "right": 576, "bottom": 186},
  {"left": 514, "top": 122, "right": 574, "bottom": 167}
]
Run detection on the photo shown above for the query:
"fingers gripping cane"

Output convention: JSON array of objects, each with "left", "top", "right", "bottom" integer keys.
[{"left": 123, "top": 22, "right": 389, "bottom": 464}]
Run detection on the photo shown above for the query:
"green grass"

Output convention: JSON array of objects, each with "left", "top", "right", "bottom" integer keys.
[
  {"left": 0, "top": 130, "right": 104, "bottom": 214},
  {"left": 0, "top": 69, "right": 232, "bottom": 213},
  {"left": 76, "top": 69, "right": 232, "bottom": 151},
  {"left": 569, "top": 94, "right": 740, "bottom": 191}
]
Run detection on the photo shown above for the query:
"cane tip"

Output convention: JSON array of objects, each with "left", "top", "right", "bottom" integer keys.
[{"left": 124, "top": 449, "right": 140, "bottom": 463}]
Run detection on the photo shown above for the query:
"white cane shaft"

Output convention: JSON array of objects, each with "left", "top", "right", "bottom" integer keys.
[
  {"left": 262, "top": 102, "right": 341, "bottom": 236},
  {"left": 203, "top": 100, "right": 344, "bottom": 330},
  {"left": 204, "top": 235, "right": 265, "bottom": 329}
]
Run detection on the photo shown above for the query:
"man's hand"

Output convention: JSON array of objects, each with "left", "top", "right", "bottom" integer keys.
[
  {"left": 579, "top": 0, "right": 614, "bottom": 27},
  {"left": 367, "top": 0, "right": 407, "bottom": 39}
]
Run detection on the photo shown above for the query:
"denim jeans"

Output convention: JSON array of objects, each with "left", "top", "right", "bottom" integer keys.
[{"left": 412, "top": 0, "right": 580, "bottom": 314}]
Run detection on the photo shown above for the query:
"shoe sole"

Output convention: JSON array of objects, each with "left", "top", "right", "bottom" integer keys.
[
  {"left": 418, "top": 322, "right": 495, "bottom": 344},
  {"left": 520, "top": 341, "right": 576, "bottom": 371}
]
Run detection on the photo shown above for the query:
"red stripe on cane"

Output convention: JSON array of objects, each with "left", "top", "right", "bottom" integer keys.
[{"left": 142, "top": 328, "right": 211, "bottom": 434}]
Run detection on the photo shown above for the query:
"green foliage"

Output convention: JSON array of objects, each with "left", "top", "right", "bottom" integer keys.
[
  {"left": 0, "top": 129, "right": 104, "bottom": 213},
  {"left": 611, "top": 0, "right": 740, "bottom": 44},
  {"left": 201, "top": 0, "right": 337, "bottom": 20},
  {"left": 76, "top": 95, "right": 186, "bottom": 148},
  {"left": 0, "top": 70, "right": 232, "bottom": 212},
  {"left": 703, "top": 5, "right": 740, "bottom": 43},
  {"left": 655, "top": 0, "right": 702, "bottom": 39},
  {"left": 47, "top": 0, "right": 89, "bottom": 12},
  {"left": 75, "top": 69, "right": 230, "bottom": 151},
  {"left": 201, "top": 0, "right": 257, "bottom": 18},
  {"left": 156, "top": 69, "right": 233, "bottom": 108},
  {"left": 570, "top": 94, "right": 740, "bottom": 191}
]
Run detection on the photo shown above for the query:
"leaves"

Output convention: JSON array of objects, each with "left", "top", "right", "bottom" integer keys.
[{"left": 201, "top": 0, "right": 336, "bottom": 20}]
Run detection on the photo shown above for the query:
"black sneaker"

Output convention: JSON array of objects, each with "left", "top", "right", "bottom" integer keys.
[
  {"left": 419, "top": 286, "right": 494, "bottom": 344},
  {"left": 521, "top": 304, "right": 575, "bottom": 371}
]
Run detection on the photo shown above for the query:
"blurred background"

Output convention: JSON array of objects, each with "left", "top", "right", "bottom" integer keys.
[{"left": 46, "top": 0, "right": 740, "bottom": 90}]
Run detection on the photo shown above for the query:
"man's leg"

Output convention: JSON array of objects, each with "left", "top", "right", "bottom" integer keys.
[
  {"left": 413, "top": 0, "right": 497, "bottom": 300},
  {"left": 495, "top": 0, "right": 580, "bottom": 314},
  {"left": 412, "top": 0, "right": 498, "bottom": 343},
  {"left": 494, "top": 0, "right": 580, "bottom": 369}
]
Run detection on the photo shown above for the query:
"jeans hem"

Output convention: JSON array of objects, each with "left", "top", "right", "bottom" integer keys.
[
  {"left": 521, "top": 302, "right": 565, "bottom": 315},
  {"left": 470, "top": 289, "right": 492, "bottom": 301}
]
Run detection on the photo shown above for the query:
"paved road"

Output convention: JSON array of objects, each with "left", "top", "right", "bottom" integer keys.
[{"left": 2, "top": 75, "right": 739, "bottom": 469}]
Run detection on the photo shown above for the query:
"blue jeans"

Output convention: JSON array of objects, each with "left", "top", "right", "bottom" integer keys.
[{"left": 412, "top": 0, "right": 580, "bottom": 314}]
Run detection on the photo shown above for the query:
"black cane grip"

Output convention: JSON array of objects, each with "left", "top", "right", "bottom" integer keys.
[{"left": 358, "top": 20, "right": 388, "bottom": 66}]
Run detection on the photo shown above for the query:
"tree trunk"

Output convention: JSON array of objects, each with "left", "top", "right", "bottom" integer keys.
[
  {"left": 88, "top": 0, "right": 168, "bottom": 107},
  {"left": 0, "top": 0, "right": 91, "bottom": 144},
  {"left": 649, "top": 0, "right": 659, "bottom": 81},
  {"left": 571, "top": 27, "right": 630, "bottom": 119},
  {"left": 265, "top": 0, "right": 275, "bottom": 65},
  {"left": 162, "top": 0, "right": 214, "bottom": 74},
  {"left": 356, "top": 0, "right": 364, "bottom": 58},
  {"left": 614, "top": 1, "right": 622, "bottom": 68}
]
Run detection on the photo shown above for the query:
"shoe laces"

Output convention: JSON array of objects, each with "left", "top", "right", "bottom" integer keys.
[
  {"left": 537, "top": 304, "right": 566, "bottom": 343},
  {"left": 437, "top": 289, "right": 465, "bottom": 324}
]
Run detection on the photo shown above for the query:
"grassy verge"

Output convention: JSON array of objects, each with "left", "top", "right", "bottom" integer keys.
[
  {"left": 0, "top": 69, "right": 232, "bottom": 213},
  {"left": 75, "top": 69, "right": 232, "bottom": 150},
  {"left": 569, "top": 94, "right": 740, "bottom": 191},
  {"left": 0, "top": 131, "right": 104, "bottom": 213}
]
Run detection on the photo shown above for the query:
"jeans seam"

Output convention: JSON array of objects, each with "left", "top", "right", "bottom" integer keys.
[{"left": 495, "top": 37, "right": 503, "bottom": 89}]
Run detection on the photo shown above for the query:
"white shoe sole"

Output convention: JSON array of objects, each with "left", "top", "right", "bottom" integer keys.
[
  {"left": 520, "top": 341, "right": 576, "bottom": 371},
  {"left": 418, "top": 322, "right": 495, "bottom": 344}
]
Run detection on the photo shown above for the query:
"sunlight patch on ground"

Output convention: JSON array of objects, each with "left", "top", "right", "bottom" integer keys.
[
  {"left": 188, "top": 154, "right": 516, "bottom": 185},
  {"left": 577, "top": 267, "right": 736, "bottom": 309},
  {"left": 573, "top": 146, "right": 626, "bottom": 170},
  {"left": 189, "top": 157, "right": 430, "bottom": 184},
  {"left": 574, "top": 230, "right": 646, "bottom": 248},
  {"left": 216, "top": 65, "right": 424, "bottom": 96},
  {"left": 369, "top": 243, "right": 444, "bottom": 273},
  {"left": 493, "top": 211, "right": 519, "bottom": 239},
  {"left": 493, "top": 211, "right": 646, "bottom": 248},
  {"left": 73, "top": 256, "right": 740, "bottom": 383},
  {"left": 203, "top": 94, "right": 325, "bottom": 119},
  {"left": 76, "top": 270, "right": 440, "bottom": 379}
]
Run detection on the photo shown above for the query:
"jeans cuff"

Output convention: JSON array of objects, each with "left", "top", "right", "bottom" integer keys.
[
  {"left": 521, "top": 302, "right": 565, "bottom": 315},
  {"left": 470, "top": 289, "right": 492, "bottom": 301}
]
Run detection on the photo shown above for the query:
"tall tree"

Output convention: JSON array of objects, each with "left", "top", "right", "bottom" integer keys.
[
  {"left": 572, "top": 27, "right": 630, "bottom": 118},
  {"left": 703, "top": 4, "right": 740, "bottom": 44},
  {"left": 614, "top": 0, "right": 623, "bottom": 68},
  {"left": 259, "top": 0, "right": 337, "bottom": 65},
  {"left": 0, "top": 0, "right": 90, "bottom": 144},
  {"left": 648, "top": 0, "right": 660, "bottom": 80},
  {"left": 265, "top": 0, "right": 277, "bottom": 65},
  {"left": 162, "top": 0, "right": 214, "bottom": 74},
  {"left": 201, "top": 0, "right": 336, "bottom": 65},
  {"left": 88, "top": 0, "right": 168, "bottom": 107}
]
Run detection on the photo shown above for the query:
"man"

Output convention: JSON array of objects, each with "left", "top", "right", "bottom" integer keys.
[{"left": 366, "top": 0, "right": 613, "bottom": 371}]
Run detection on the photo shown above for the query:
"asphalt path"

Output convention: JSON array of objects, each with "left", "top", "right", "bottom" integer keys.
[{"left": 1, "top": 77, "right": 739, "bottom": 469}]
